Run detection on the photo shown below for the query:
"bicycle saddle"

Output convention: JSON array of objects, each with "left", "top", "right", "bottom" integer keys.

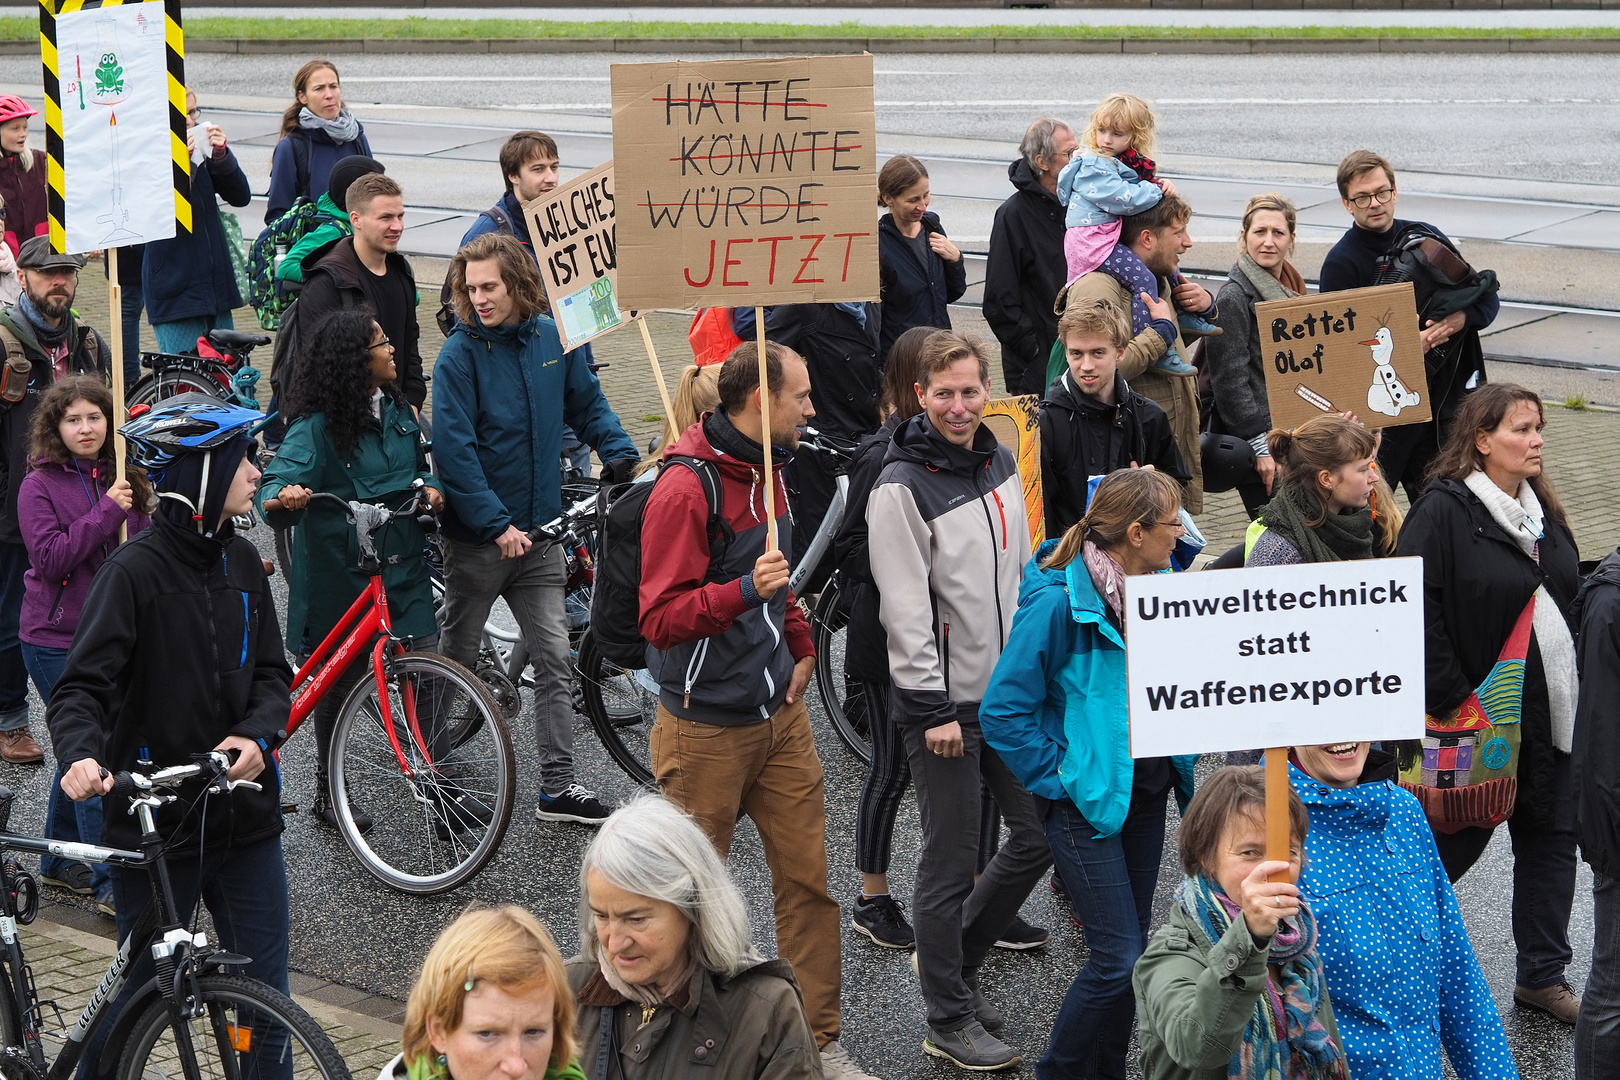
[{"left": 206, "top": 328, "right": 272, "bottom": 350}]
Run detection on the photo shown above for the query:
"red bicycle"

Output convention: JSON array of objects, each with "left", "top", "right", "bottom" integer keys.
[{"left": 276, "top": 483, "right": 514, "bottom": 895}]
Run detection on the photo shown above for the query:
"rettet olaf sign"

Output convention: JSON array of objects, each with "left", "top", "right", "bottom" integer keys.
[{"left": 1125, "top": 558, "right": 1426, "bottom": 758}]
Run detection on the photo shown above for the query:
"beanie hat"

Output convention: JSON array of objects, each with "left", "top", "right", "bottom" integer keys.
[{"left": 328, "top": 155, "right": 385, "bottom": 213}]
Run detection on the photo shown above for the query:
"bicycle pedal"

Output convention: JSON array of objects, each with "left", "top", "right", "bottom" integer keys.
[{"left": 280, "top": 800, "right": 298, "bottom": 814}]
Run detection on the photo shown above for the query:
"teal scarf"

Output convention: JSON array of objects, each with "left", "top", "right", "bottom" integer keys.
[{"left": 408, "top": 1053, "right": 588, "bottom": 1080}]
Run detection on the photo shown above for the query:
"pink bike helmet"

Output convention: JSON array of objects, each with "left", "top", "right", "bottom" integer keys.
[{"left": 0, "top": 97, "right": 37, "bottom": 125}]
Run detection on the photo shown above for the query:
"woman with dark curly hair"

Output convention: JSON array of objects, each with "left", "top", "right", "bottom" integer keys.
[{"left": 258, "top": 308, "right": 442, "bottom": 829}]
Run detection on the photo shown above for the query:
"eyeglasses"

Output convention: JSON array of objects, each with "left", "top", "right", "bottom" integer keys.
[
  {"left": 1348, "top": 187, "right": 1396, "bottom": 209},
  {"left": 186, "top": 108, "right": 202, "bottom": 120},
  {"left": 368, "top": 337, "right": 392, "bottom": 351},
  {"left": 1147, "top": 519, "right": 1185, "bottom": 531}
]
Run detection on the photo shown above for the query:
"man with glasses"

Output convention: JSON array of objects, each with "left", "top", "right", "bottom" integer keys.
[{"left": 1320, "top": 149, "right": 1499, "bottom": 496}]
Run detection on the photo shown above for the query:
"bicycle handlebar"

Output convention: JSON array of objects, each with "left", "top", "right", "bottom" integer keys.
[{"left": 107, "top": 750, "right": 262, "bottom": 801}]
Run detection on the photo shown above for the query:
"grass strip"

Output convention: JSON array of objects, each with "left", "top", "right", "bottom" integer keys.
[{"left": 0, "top": 16, "right": 1615, "bottom": 40}]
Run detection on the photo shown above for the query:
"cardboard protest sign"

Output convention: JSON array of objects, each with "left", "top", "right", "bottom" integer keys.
[
  {"left": 982, "top": 395, "right": 1045, "bottom": 547},
  {"left": 1256, "top": 283, "right": 1431, "bottom": 432},
  {"left": 524, "top": 161, "right": 627, "bottom": 351},
  {"left": 42, "top": 0, "right": 190, "bottom": 253},
  {"left": 1126, "top": 558, "right": 1424, "bottom": 758},
  {"left": 610, "top": 54, "right": 879, "bottom": 310}
]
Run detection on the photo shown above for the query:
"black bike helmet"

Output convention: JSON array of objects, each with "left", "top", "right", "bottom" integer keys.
[{"left": 1200, "top": 431, "right": 1256, "bottom": 494}]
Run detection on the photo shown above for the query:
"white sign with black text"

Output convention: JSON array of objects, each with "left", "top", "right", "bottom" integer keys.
[{"left": 1125, "top": 557, "right": 1426, "bottom": 758}]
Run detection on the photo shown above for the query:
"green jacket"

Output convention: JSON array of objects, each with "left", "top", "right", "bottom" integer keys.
[
  {"left": 258, "top": 395, "right": 441, "bottom": 652},
  {"left": 1132, "top": 902, "right": 1346, "bottom": 1080},
  {"left": 274, "top": 191, "right": 350, "bottom": 285}
]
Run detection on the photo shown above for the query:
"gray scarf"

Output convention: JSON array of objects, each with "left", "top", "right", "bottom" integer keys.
[
  {"left": 1236, "top": 252, "right": 1299, "bottom": 302},
  {"left": 298, "top": 106, "right": 361, "bottom": 145}
]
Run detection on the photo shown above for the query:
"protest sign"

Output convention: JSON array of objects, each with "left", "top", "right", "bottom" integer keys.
[
  {"left": 610, "top": 54, "right": 879, "bottom": 310},
  {"left": 1255, "top": 283, "right": 1431, "bottom": 432},
  {"left": 1125, "top": 557, "right": 1425, "bottom": 758},
  {"left": 524, "top": 161, "right": 627, "bottom": 351},
  {"left": 42, "top": 0, "right": 189, "bottom": 253},
  {"left": 982, "top": 395, "right": 1045, "bottom": 547}
]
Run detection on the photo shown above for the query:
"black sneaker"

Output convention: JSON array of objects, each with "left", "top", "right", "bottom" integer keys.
[
  {"left": 924, "top": 1021, "right": 1020, "bottom": 1071},
  {"left": 851, "top": 894, "right": 915, "bottom": 949},
  {"left": 993, "top": 915, "right": 1050, "bottom": 951},
  {"left": 421, "top": 778, "right": 495, "bottom": 841},
  {"left": 535, "top": 784, "right": 610, "bottom": 825},
  {"left": 310, "top": 794, "right": 374, "bottom": 835},
  {"left": 41, "top": 863, "right": 93, "bottom": 896}
]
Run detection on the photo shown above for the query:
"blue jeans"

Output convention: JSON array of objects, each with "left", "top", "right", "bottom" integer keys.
[
  {"left": 0, "top": 543, "right": 30, "bottom": 727},
  {"left": 120, "top": 279, "right": 144, "bottom": 388},
  {"left": 79, "top": 838, "right": 291, "bottom": 1080},
  {"left": 1578, "top": 870, "right": 1620, "bottom": 1080},
  {"left": 1039, "top": 784, "right": 1170, "bottom": 1080},
  {"left": 24, "top": 643, "right": 108, "bottom": 895},
  {"left": 151, "top": 312, "right": 233, "bottom": 356}
]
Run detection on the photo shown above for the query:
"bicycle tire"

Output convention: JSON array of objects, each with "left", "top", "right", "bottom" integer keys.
[
  {"left": 126, "top": 372, "right": 223, "bottom": 411},
  {"left": 577, "top": 629, "right": 656, "bottom": 786},
  {"left": 329, "top": 652, "right": 516, "bottom": 894},
  {"left": 813, "top": 581, "right": 873, "bottom": 766},
  {"left": 116, "top": 973, "right": 351, "bottom": 1080},
  {"left": 0, "top": 960, "right": 28, "bottom": 1080},
  {"left": 273, "top": 526, "right": 293, "bottom": 582}
]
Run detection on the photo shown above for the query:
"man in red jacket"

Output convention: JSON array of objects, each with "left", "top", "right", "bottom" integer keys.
[{"left": 639, "top": 340, "right": 876, "bottom": 1080}]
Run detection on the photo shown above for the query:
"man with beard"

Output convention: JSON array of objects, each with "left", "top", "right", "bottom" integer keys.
[
  {"left": 1054, "top": 194, "right": 1211, "bottom": 512},
  {"left": 0, "top": 236, "right": 110, "bottom": 763}
]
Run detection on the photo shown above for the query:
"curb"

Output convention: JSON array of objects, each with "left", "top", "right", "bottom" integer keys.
[
  {"left": 0, "top": 34, "right": 1602, "bottom": 54},
  {"left": 5, "top": 0, "right": 1618, "bottom": 7}
]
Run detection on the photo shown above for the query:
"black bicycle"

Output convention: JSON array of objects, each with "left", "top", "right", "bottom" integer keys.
[
  {"left": 0, "top": 752, "right": 350, "bottom": 1080},
  {"left": 127, "top": 328, "right": 272, "bottom": 414}
]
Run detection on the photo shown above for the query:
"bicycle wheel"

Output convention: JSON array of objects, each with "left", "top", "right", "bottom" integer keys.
[
  {"left": 126, "top": 371, "right": 223, "bottom": 411},
  {"left": 329, "top": 652, "right": 516, "bottom": 894},
  {"left": 116, "top": 973, "right": 351, "bottom": 1080},
  {"left": 812, "top": 581, "right": 873, "bottom": 765},
  {"left": 577, "top": 629, "right": 656, "bottom": 786}
]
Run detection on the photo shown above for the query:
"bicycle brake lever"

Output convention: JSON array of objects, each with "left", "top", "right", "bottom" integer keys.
[{"left": 226, "top": 780, "right": 263, "bottom": 794}]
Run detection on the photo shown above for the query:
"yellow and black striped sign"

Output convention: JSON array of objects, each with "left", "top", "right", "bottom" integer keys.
[{"left": 38, "top": 0, "right": 189, "bottom": 254}]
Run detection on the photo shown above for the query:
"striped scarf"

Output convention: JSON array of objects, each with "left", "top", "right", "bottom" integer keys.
[{"left": 1179, "top": 875, "right": 1349, "bottom": 1080}]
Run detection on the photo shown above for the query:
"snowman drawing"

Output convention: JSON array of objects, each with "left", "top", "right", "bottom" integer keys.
[{"left": 1363, "top": 325, "right": 1421, "bottom": 417}]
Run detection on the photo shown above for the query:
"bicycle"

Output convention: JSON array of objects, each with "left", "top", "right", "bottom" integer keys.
[
  {"left": 0, "top": 752, "right": 350, "bottom": 1080},
  {"left": 269, "top": 482, "right": 514, "bottom": 896},
  {"left": 127, "top": 329, "right": 272, "bottom": 413}
]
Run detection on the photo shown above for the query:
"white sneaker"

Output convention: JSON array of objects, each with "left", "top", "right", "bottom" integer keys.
[{"left": 821, "top": 1039, "right": 881, "bottom": 1080}]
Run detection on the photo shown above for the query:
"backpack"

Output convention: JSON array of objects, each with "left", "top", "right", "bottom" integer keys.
[
  {"left": 590, "top": 457, "right": 730, "bottom": 671},
  {"left": 436, "top": 202, "right": 522, "bottom": 336},
  {"left": 247, "top": 195, "right": 342, "bottom": 331},
  {"left": 268, "top": 285, "right": 359, "bottom": 399}
]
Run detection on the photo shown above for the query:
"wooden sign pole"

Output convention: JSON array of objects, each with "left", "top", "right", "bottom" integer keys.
[
  {"left": 107, "top": 246, "right": 127, "bottom": 543},
  {"left": 754, "top": 306, "right": 776, "bottom": 552},
  {"left": 1264, "top": 747, "right": 1290, "bottom": 883},
  {"left": 636, "top": 316, "right": 677, "bottom": 448}
]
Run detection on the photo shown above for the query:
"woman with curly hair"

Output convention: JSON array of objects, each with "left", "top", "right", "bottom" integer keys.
[
  {"left": 19, "top": 375, "right": 151, "bottom": 912},
  {"left": 258, "top": 308, "right": 442, "bottom": 828}
]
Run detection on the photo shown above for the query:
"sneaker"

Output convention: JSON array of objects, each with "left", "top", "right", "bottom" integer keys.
[
  {"left": 993, "top": 915, "right": 1050, "bottom": 951},
  {"left": 819, "top": 1039, "right": 879, "bottom": 1080},
  {"left": 1150, "top": 348, "right": 1197, "bottom": 376},
  {"left": 1050, "top": 873, "right": 1066, "bottom": 898},
  {"left": 310, "top": 794, "right": 374, "bottom": 836},
  {"left": 963, "top": 969, "right": 1003, "bottom": 1033},
  {"left": 1176, "top": 312, "right": 1223, "bottom": 342},
  {"left": 41, "top": 863, "right": 94, "bottom": 896},
  {"left": 95, "top": 889, "right": 115, "bottom": 918},
  {"left": 852, "top": 894, "right": 915, "bottom": 950},
  {"left": 535, "top": 784, "right": 611, "bottom": 825},
  {"left": 1515, "top": 981, "right": 1580, "bottom": 1025},
  {"left": 923, "top": 1021, "right": 1020, "bottom": 1071},
  {"left": 418, "top": 777, "right": 495, "bottom": 842},
  {"left": 0, "top": 729, "right": 43, "bottom": 764}
]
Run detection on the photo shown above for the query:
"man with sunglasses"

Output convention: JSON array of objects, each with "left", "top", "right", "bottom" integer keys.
[{"left": 1320, "top": 149, "right": 1500, "bottom": 496}]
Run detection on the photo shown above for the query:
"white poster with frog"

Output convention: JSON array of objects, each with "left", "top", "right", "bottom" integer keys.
[{"left": 56, "top": 1, "right": 177, "bottom": 253}]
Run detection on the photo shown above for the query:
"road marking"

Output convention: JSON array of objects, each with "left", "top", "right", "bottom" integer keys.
[{"left": 345, "top": 75, "right": 611, "bottom": 82}]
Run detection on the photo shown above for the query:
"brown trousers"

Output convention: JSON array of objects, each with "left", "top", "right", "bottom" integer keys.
[{"left": 651, "top": 698, "right": 842, "bottom": 1047}]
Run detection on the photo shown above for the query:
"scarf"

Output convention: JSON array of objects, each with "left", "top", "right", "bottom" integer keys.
[
  {"left": 1463, "top": 470, "right": 1579, "bottom": 752},
  {"left": 406, "top": 1049, "right": 587, "bottom": 1080},
  {"left": 17, "top": 291, "right": 71, "bottom": 353},
  {"left": 1179, "top": 875, "right": 1349, "bottom": 1080},
  {"left": 594, "top": 944, "right": 695, "bottom": 1008},
  {"left": 298, "top": 105, "right": 362, "bottom": 145},
  {"left": 834, "top": 301, "right": 867, "bottom": 329},
  {"left": 1082, "top": 539, "right": 1126, "bottom": 621},
  {"left": 1260, "top": 481, "right": 1373, "bottom": 564},
  {"left": 1117, "top": 147, "right": 1156, "bottom": 183},
  {"left": 1236, "top": 252, "right": 1307, "bottom": 302},
  {"left": 1098, "top": 244, "right": 1160, "bottom": 335}
]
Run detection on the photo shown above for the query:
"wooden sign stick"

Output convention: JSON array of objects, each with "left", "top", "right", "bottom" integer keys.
[
  {"left": 1264, "top": 747, "right": 1290, "bottom": 883},
  {"left": 755, "top": 306, "right": 776, "bottom": 552},
  {"left": 637, "top": 316, "right": 677, "bottom": 448},
  {"left": 107, "top": 246, "right": 127, "bottom": 543}
]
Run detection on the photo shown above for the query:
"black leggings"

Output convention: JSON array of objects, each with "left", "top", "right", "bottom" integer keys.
[{"left": 855, "top": 679, "right": 1001, "bottom": 878}]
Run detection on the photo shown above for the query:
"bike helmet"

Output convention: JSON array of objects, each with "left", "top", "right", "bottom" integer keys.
[
  {"left": 120, "top": 392, "right": 262, "bottom": 473},
  {"left": 0, "top": 96, "right": 37, "bottom": 126},
  {"left": 1199, "top": 431, "right": 1257, "bottom": 494}
]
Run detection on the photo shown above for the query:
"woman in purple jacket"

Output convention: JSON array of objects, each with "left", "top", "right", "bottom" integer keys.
[{"left": 20, "top": 376, "right": 150, "bottom": 915}]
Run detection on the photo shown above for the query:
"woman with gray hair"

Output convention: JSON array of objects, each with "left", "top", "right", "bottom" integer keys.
[{"left": 567, "top": 795, "right": 821, "bottom": 1080}]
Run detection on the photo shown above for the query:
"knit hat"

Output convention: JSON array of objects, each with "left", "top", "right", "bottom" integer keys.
[{"left": 328, "top": 155, "right": 385, "bottom": 213}]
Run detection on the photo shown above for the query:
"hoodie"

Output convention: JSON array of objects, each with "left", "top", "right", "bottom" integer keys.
[
  {"left": 1573, "top": 548, "right": 1620, "bottom": 879},
  {"left": 274, "top": 191, "right": 351, "bottom": 286},
  {"left": 983, "top": 158, "right": 1068, "bottom": 396},
  {"left": 297, "top": 236, "right": 426, "bottom": 408},
  {"left": 639, "top": 411, "right": 813, "bottom": 726},
  {"left": 1038, "top": 368, "right": 1186, "bottom": 538},
  {"left": 867, "top": 413, "right": 1029, "bottom": 728}
]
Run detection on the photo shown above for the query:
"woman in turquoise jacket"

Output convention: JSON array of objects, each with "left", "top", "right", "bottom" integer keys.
[
  {"left": 258, "top": 308, "right": 442, "bottom": 828},
  {"left": 982, "top": 468, "right": 1196, "bottom": 1080}
]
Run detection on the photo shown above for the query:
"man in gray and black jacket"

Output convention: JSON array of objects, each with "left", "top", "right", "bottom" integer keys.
[{"left": 867, "top": 331, "right": 1051, "bottom": 1072}]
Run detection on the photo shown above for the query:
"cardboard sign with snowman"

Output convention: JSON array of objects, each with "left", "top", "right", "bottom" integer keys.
[{"left": 1255, "top": 282, "right": 1432, "bottom": 432}]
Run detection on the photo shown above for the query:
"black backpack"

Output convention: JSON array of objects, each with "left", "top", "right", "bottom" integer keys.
[{"left": 590, "top": 457, "right": 731, "bottom": 671}]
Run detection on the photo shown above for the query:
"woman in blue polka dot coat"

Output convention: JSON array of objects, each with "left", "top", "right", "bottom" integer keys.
[{"left": 1289, "top": 742, "right": 1519, "bottom": 1079}]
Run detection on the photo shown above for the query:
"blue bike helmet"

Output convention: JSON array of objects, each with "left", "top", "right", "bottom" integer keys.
[{"left": 120, "top": 393, "right": 263, "bottom": 473}]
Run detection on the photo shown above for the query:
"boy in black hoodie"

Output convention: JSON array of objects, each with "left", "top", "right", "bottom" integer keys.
[{"left": 1039, "top": 297, "right": 1187, "bottom": 538}]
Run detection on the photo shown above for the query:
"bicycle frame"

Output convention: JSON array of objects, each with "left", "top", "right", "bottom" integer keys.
[{"left": 789, "top": 472, "right": 849, "bottom": 597}]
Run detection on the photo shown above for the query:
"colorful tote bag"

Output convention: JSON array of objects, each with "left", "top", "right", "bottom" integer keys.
[{"left": 1398, "top": 595, "right": 1534, "bottom": 833}]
